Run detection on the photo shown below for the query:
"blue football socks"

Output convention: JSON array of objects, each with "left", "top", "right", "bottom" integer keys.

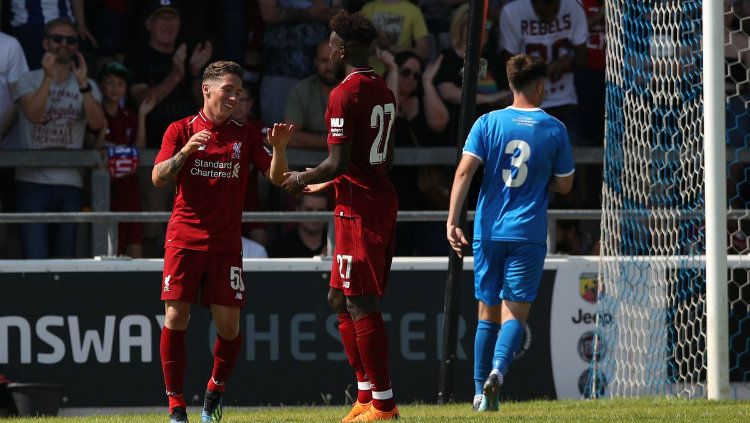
[
  {"left": 492, "top": 319, "right": 524, "bottom": 375},
  {"left": 474, "top": 320, "right": 501, "bottom": 395}
]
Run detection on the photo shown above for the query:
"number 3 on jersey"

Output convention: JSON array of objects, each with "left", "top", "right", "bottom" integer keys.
[
  {"left": 503, "top": 140, "right": 531, "bottom": 187},
  {"left": 369, "top": 103, "right": 395, "bottom": 164}
]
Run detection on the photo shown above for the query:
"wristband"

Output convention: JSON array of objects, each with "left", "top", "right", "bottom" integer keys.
[
  {"left": 79, "top": 84, "right": 92, "bottom": 93},
  {"left": 296, "top": 172, "right": 307, "bottom": 187}
]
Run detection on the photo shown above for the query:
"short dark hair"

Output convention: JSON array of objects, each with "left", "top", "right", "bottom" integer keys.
[
  {"left": 45, "top": 17, "right": 77, "bottom": 37},
  {"left": 98, "top": 62, "right": 133, "bottom": 83},
  {"left": 202, "top": 61, "right": 243, "bottom": 82},
  {"left": 506, "top": 54, "right": 549, "bottom": 91},
  {"left": 296, "top": 191, "right": 329, "bottom": 209},
  {"left": 330, "top": 11, "right": 377, "bottom": 50}
]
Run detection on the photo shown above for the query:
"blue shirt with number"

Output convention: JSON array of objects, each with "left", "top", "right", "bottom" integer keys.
[{"left": 463, "top": 106, "right": 575, "bottom": 244}]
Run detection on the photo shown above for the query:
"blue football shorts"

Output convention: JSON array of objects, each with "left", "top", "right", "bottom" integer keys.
[{"left": 472, "top": 239, "right": 547, "bottom": 304}]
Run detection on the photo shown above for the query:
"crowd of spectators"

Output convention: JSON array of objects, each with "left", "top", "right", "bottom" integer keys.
[{"left": 11, "top": 0, "right": 728, "bottom": 259}]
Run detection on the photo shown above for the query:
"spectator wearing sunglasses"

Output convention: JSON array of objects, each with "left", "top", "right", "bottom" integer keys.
[
  {"left": 12, "top": 17, "right": 106, "bottom": 258},
  {"left": 8, "top": 0, "right": 97, "bottom": 69},
  {"left": 387, "top": 51, "right": 451, "bottom": 255}
]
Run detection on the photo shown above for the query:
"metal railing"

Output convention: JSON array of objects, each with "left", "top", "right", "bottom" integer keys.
[
  {"left": 7, "top": 146, "right": 738, "bottom": 256},
  {"left": 0, "top": 210, "right": 606, "bottom": 257},
  {"left": 0, "top": 147, "right": 609, "bottom": 254}
]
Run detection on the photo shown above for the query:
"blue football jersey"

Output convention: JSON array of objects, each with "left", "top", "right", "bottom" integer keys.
[{"left": 463, "top": 107, "right": 575, "bottom": 244}]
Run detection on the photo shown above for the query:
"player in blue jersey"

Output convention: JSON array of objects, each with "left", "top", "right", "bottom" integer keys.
[{"left": 446, "top": 54, "right": 574, "bottom": 412}]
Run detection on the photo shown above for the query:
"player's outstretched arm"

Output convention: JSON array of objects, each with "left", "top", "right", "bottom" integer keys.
[
  {"left": 281, "top": 142, "right": 352, "bottom": 197},
  {"left": 446, "top": 154, "right": 480, "bottom": 257},
  {"left": 152, "top": 129, "right": 209, "bottom": 187},
  {"left": 265, "top": 123, "right": 293, "bottom": 186}
]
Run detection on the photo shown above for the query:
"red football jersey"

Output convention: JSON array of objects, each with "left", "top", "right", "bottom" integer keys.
[
  {"left": 155, "top": 110, "right": 272, "bottom": 254},
  {"left": 326, "top": 68, "right": 398, "bottom": 218},
  {"left": 582, "top": 0, "right": 605, "bottom": 70},
  {"left": 104, "top": 106, "right": 137, "bottom": 146}
]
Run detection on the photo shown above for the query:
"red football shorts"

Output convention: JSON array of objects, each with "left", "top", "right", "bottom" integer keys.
[
  {"left": 329, "top": 215, "right": 396, "bottom": 298},
  {"left": 161, "top": 247, "right": 247, "bottom": 308}
]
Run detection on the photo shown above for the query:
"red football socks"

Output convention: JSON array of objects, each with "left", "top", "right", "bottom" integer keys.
[
  {"left": 207, "top": 333, "right": 243, "bottom": 393},
  {"left": 338, "top": 313, "right": 372, "bottom": 404},
  {"left": 160, "top": 327, "right": 187, "bottom": 413},
  {"left": 353, "top": 312, "right": 395, "bottom": 411}
]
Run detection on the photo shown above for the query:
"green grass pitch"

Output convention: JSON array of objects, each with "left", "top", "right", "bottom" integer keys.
[{"left": 4, "top": 399, "right": 750, "bottom": 422}]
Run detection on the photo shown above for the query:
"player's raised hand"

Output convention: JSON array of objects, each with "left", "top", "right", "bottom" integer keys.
[
  {"left": 182, "top": 129, "right": 210, "bottom": 155},
  {"left": 447, "top": 224, "right": 468, "bottom": 257},
  {"left": 267, "top": 123, "right": 293, "bottom": 149}
]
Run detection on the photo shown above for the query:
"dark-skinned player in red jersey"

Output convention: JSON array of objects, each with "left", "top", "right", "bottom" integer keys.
[
  {"left": 152, "top": 60, "right": 292, "bottom": 423},
  {"left": 282, "top": 11, "right": 399, "bottom": 422}
]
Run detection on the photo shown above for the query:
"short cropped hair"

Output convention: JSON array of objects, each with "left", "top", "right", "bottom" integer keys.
[
  {"left": 202, "top": 61, "right": 243, "bottom": 83},
  {"left": 45, "top": 17, "right": 77, "bottom": 36},
  {"left": 329, "top": 11, "right": 377, "bottom": 48},
  {"left": 506, "top": 54, "right": 549, "bottom": 91}
]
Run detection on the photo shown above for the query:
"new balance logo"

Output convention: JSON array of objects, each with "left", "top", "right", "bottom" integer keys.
[
  {"left": 235, "top": 292, "right": 243, "bottom": 300},
  {"left": 164, "top": 275, "right": 171, "bottom": 292},
  {"left": 330, "top": 118, "right": 344, "bottom": 128},
  {"left": 343, "top": 281, "right": 350, "bottom": 289}
]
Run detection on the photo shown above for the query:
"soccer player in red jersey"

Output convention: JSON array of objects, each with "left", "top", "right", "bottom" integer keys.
[
  {"left": 282, "top": 11, "right": 399, "bottom": 422},
  {"left": 152, "top": 60, "right": 292, "bottom": 423}
]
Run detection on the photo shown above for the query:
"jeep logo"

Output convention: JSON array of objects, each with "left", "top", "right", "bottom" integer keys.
[{"left": 571, "top": 309, "right": 613, "bottom": 325}]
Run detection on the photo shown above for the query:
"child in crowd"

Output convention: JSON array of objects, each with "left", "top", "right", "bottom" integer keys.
[{"left": 93, "top": 62, "right": 155, "bottom": 257}]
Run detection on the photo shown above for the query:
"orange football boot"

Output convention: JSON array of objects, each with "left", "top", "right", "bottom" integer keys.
[
  {"left": 341, "top": 401, "right": 372, "bottom": 422},
  {"left": 350, "top": 405, "right": 399, "bottom": 421}
]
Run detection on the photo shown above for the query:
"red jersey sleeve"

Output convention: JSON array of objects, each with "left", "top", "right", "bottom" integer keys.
[
  {"left": 327, "top": 86, "right": 356, "bottom": 145},
  {"left": 154, "top": 121, "right": 184, "bottom": 165},
  {"left": 247, "top": 125, "right": 272, "bottom": 173}
]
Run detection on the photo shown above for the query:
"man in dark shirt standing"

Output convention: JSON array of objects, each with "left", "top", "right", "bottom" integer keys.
[{"left": 125, "top": 0, "right": 213, "bottom": 256}]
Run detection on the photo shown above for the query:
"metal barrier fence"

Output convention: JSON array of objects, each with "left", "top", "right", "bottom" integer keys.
[
  {"left": 0, "top": 210, "right": 605, "bottom": 257},
  {"left": 10, "top": 146, "right": 728, "bottom": 257}
]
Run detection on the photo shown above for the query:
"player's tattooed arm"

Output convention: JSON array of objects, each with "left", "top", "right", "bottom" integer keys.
[
  {"left": 152, "top": 129, "right": 210, "bottom": 187},
  {"left": 153, "top": 151, "right": 187, "bottom": 184}
]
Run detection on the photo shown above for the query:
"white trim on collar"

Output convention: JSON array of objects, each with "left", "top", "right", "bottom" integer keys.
[
  {"left": 506, "top": 106, "right": 542, "bottom": 112},
  {"left": 342, "top": 68, "right": 375, "bottom": 84}
]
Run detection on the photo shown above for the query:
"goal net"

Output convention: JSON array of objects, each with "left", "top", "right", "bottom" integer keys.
[{"left": 591, "top": 0, "right": 749, "bottom": 399}]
